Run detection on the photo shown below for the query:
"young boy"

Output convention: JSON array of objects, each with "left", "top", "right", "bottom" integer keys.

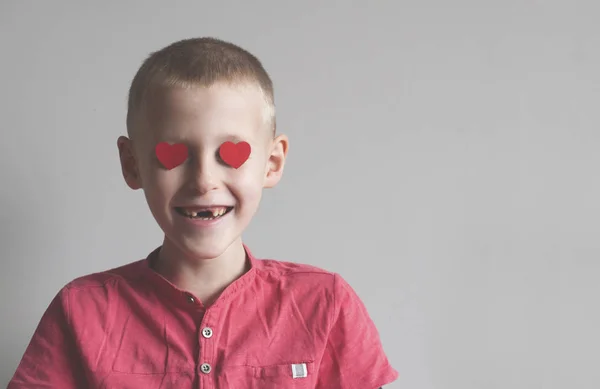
[{"left": 8, "top": 37, "right": 398, "bottom": 389}]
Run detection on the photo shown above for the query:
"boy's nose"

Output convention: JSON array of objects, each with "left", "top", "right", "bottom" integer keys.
[{"left": 188, "top": 158, "right": 219, "bottom": 195}]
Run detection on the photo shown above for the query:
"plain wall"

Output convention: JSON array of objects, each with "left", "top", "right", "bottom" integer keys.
[{"left": 2, "top": 1, "right": 599, "bottom": 388}]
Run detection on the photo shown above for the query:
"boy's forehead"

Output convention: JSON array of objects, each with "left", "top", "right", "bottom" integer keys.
[
  {"left": 140, "top": 83, "right": 267, "bottom": 140},
  {"left": 147, "top": 83, "right": 263, "bottom": 118}
]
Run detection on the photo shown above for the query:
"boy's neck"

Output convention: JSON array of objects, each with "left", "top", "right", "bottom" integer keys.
[{"left": 153, "top": 238, "right": 250, "bottom": 307}]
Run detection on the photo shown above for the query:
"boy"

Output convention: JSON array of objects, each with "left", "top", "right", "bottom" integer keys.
[{"left": 8, "top": 37, "right": 398, "bottom": 389}]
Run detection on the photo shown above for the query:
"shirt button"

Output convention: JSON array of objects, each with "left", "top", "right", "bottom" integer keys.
[
  {"left": 202, "top": 327, "right": 213, "bottom": 338},
  {"left": 200, "top": 363, "right": 211, "bottom": 374},
  {"left": 187, "top": 295, "right": 195, "bottom": 303}
]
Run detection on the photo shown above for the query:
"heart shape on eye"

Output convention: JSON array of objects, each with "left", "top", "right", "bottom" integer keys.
[
  {"left": 219, "top": 141, "right": 251, "bottom": 169},
  {"left": 155, "top": 142, "right": 188, "bottom": 170}
]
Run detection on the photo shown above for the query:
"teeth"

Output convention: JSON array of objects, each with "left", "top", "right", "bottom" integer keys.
[
  {"left": 181, "top": 207, "right": 228, "bottom": 218},
  {"left": 212, "top": 208, "right": 226, "bottom": 217}
]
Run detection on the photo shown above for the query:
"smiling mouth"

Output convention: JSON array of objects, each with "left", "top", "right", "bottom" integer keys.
[{"left": 175, "top": 206, "right": 234, "bottom": 220}]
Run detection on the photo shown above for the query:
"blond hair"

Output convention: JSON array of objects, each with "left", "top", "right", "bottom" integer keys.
[{"left": 126, "top": 37, "right": 275, "bottom": 138}]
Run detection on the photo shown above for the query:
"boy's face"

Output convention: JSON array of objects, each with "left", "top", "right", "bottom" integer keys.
[{"left": 118, "top": 82, "right": 288, "bottom": 260}]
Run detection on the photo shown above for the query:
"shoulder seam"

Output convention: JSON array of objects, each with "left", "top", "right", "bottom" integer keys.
[
  {"left": 281, "top": 269, "right": 332, "bottom": 276},
  {"left": 65, "top": 273, "right": 124, "bottom": 291},
  {"left": 64, "top": 287, "right": 71, "bottom": 327},
  {"left": 63, "top": 287, "right": 79, "bottom": 348},
  {"left": 330, "top": 272, "right": 338, "bottom": 333}
]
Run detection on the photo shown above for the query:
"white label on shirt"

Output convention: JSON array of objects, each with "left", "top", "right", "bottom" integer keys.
[{"left": 291, "top": 363, "right": 307, "bottom": 378}]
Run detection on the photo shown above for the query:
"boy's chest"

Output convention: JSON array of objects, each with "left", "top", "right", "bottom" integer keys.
[{"left": 72, "top": 290, "right": 330, "bottom": 389}]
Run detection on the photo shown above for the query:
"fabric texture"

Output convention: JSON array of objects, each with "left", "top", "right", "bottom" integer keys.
[{"left": 8, "top": 245, "right": 398, "bottom": 388}]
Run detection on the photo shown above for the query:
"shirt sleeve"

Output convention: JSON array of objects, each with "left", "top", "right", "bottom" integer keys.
[
  {"left": 7, "top": 287, "right": 88, "bottom": 388},
  {"left": 315, "top": 273, "right": 399, "bottom": 389}
]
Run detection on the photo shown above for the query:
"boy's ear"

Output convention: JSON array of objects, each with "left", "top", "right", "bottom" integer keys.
[
  {"left": 264, "top": 134, "right": 289, "bottom": 189},
  {"left": 117, "top": 136, "right": 142, "bottom": 190}
]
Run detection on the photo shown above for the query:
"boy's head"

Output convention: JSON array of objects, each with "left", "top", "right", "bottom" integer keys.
[{"left": 118, "top": 37, "right": 288, "bottom": 260}]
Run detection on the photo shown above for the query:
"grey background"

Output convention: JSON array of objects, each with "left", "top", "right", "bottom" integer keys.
[{"left": 1, "top": 1, "right": 598, "bottom": 388}]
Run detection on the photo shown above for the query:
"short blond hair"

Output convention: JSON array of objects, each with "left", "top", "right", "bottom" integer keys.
[{"left": 126, "top": 37, "right": 276, "bottom": 138}]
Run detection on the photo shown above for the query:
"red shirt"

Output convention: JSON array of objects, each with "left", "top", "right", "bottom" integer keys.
[{"left": 8, "top": 245, "right": 398, "bottom": 388}]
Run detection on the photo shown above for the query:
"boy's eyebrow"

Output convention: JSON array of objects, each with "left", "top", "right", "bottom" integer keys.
[
  {"left": 220, "top": 134, "right": 246, "bottom": 143},
  {"left": 156, "top": 134, "right": 248, "bottom": 144},
  {"left": 155, "top": 136, "right": 186, "bottom": 144}
]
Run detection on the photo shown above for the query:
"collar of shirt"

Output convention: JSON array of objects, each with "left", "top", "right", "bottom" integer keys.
[{"left": 133, "top": 243, "right": 258, "bottom": 311}]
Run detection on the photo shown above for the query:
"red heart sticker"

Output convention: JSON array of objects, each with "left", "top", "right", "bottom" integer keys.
[
  {"left": 155, "top": 142, "right": 188, "bottom": 170},
  {"left": 219, "top": 141, "right": 251, "bottom": 169}
]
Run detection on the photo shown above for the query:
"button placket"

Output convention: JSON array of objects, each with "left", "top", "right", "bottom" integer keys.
[
  {"left": 185, "top": 294, "right": 213, "bottom": 377},
  {"left": 199, "top": 315, "right": 215, "bottom": 378}
]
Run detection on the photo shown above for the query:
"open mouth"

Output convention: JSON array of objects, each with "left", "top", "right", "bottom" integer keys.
[{"left": 175, "top": 206, "right": 234, "bottom": 221}]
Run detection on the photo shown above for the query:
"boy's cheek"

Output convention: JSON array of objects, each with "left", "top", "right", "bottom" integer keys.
[
  {"left": 138, "top": 173, "right": 174, "bottom": 198},
  {"left": 228, "top": 170, "right": 264, "bottom": 192}
]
